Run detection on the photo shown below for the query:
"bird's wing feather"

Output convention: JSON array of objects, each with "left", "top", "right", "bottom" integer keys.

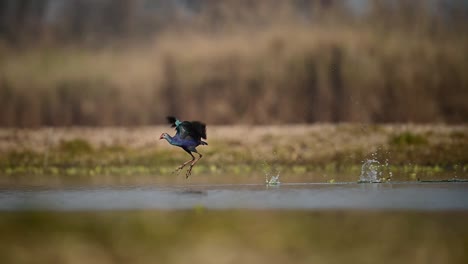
[
  {"left": 190, "top": 121, "right": 207, "bottom": 139},
  {"left": 176, "top": 121, "right": 196, "bottom": 140},
  {"left": 167, "top": 116, "right": 207, "bottom": 141},
  {"left": 176, "top": 121, "right": 207, "bottom": 140},
  {"left": 166, "top": 116, "right": 177, "bottom": 128}
]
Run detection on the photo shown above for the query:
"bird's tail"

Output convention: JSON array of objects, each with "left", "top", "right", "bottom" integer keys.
[{"left": 166, "top": 116, "right": 181, "bottom": 128}]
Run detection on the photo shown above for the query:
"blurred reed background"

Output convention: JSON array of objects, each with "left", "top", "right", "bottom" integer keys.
[{"left": 0, "top": 0, "right": 467, "bottom": 126}]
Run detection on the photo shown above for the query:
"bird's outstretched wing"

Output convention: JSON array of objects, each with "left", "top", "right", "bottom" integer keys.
[
  {"left": 190, "top": 121, "right": 207, "bottom": 139},
  {"left": 178, "top": 121, "right": 207, "bottom": 140},
  {"left": 177, "top": 121, "right": 194, "bottom": 140},
  {"left": 166, "top": 116, "right": 206, "bottom": 140}
]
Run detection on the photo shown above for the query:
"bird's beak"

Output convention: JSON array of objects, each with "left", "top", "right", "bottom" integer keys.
[{"left": 159, "top": 135, "right": 164, "bottom": 140}]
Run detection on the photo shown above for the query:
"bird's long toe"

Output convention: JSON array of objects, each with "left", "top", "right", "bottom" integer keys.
[
  {"left": 173, "top": 166, "right": 184, "bottom": 175},
  {"left": 186, "top": 167, "right": 193, "bottom": 178}
]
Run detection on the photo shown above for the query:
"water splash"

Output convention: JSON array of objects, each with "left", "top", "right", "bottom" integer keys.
[
  {"left": 359, "top": 159, "right": 382, "bottom": 183},
  {"left": 262, "top": 153, "right": 281, "bottom": 186},
  {"left": 359, "top": 152, "right": 392, "bottom": 183},
  {"left": 265, "top": 173, "right": 281, "bottom": 186}
]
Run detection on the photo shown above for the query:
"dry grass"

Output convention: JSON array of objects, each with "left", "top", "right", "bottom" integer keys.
[
  {"left": 0, "top": 1, "right": 467, "bottom": 126},
  {"left": 1, "top": 124, "right": 467, "bottom": 158}
]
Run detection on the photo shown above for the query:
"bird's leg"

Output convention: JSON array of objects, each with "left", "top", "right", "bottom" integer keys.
[
  {"left": 174, "top": 152, "right": 195, "bottom": 175},
  {"left": 174, "top": 159, "right": 193, "bottom": 175},
  {"left": 186, "top": 153, "right": 202, "bottom": 179}
]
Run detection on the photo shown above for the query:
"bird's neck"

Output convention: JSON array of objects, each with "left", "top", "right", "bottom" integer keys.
[{"left": 164, "top": 135, "right": 174, "bottom": 144}]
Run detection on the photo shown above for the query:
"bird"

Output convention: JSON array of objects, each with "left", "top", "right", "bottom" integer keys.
[{"left": 159, "top": 116, "right": 208, "bottom": 178}]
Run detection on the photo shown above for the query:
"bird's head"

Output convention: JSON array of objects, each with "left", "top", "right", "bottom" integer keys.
[{"left": 159, "top": 133, "right": 169, "bottom": 140}]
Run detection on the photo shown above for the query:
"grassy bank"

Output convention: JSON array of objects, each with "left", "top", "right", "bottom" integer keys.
[
  {"left": 0, "top": 210, "right": 467, "bottom": 264},
  {"left": 0, "top": 125, "right": 466, "bottom": 186}
]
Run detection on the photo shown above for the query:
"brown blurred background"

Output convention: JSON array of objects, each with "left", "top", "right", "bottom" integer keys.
[{"left": 0, "top": 0, "right": 467, "bottom": 126}]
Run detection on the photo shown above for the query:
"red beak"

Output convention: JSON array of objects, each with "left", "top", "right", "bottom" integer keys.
[{"left": 159, "top": 134, "right": 164, "bottom": 140}]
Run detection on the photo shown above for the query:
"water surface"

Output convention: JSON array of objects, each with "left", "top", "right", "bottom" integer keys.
[{"left": 1, "top": 182, "right": 467, "bottom": 211}]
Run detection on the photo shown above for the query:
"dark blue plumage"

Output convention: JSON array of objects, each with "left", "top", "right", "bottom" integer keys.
[{"left": 160, "top": 116, "right": 207, "bottom": 178}]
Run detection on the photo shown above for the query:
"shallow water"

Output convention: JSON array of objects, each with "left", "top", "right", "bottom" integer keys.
[{"left": 1, "top": 182, "right": 467, "bottom": 211}]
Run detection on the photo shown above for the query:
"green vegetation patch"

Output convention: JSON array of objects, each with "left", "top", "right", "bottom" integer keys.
[
  {"left": 58, "top": 139, "right": 94, "bottom": 155},
  {"left": 389, "top": 132, "right": 428, "bottom": 146}
]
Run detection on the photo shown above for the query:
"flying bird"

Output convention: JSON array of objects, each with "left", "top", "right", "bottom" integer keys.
[{"left": 160, "top": 116, "right": 208, "bottom": 178}]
